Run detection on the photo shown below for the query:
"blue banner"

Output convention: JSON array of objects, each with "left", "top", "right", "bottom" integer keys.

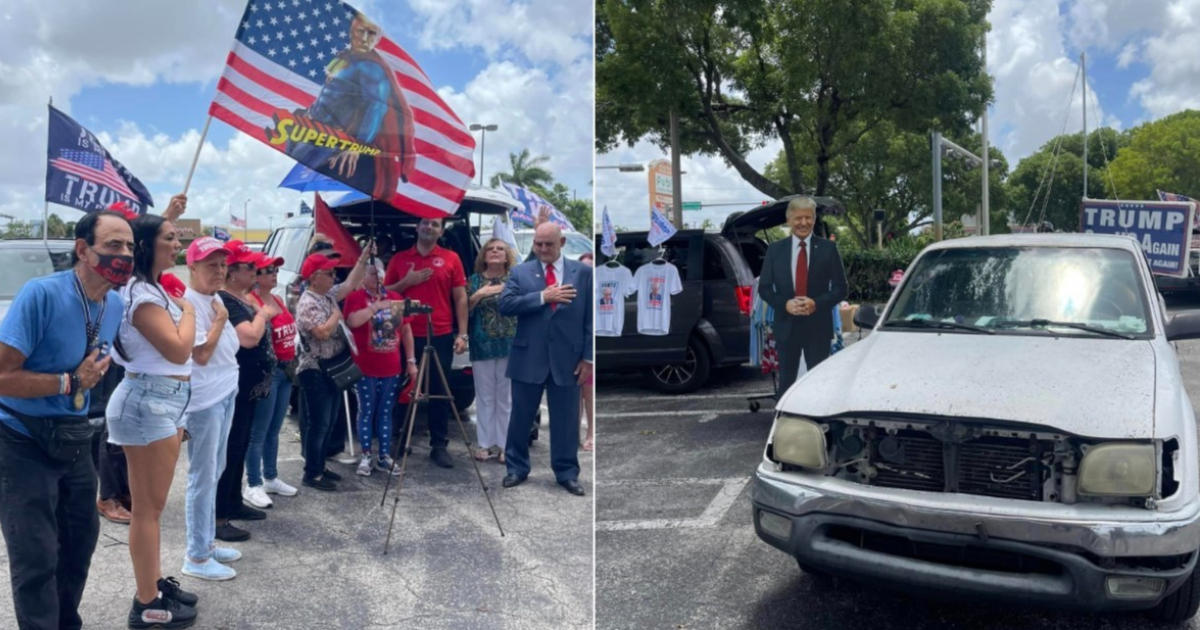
[
  {"left": 45, "top": 105, "right": 154, "bottom": 214},
  {"left": 1080, "top": 199, "right": 1195, "bottom": 277}
]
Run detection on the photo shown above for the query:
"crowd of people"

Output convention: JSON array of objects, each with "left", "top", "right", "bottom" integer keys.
[{"left": 0, "top": 197, "right": 594, "bottom": 630}]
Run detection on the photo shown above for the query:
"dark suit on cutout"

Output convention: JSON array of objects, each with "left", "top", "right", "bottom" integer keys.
[
  {"left": 498, "top": 257, "right": 593, "bottom": 483},
  {"left": 758, "top": 234, "right": 848, "bottom": 394}
]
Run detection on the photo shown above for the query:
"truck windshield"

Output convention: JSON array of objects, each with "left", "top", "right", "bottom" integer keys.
[{"left": 884, "top": 246, "right": 1152, "bottom": 337}]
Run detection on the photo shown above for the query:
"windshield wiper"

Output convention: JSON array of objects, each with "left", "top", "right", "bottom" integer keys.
[
  {"left": 882, "top": 319, "right": 995, "bottom": 334},
  {"left": 991, "top": 318, "right": 1134, "bottom": 340}
]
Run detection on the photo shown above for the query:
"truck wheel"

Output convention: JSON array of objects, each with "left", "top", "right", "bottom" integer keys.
[
  {"left": 648, "top": 336, "right": 711, "bottom": 395},
  {"left": 1147, "top": 565, "right": 1200, "bottom": 624}
]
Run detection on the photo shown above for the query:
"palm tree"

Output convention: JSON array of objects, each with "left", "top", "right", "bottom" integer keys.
[{"left": 489, "top": 149, "right": 554, "bottom": 189}]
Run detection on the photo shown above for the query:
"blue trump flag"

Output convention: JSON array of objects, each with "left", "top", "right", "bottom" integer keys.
[
  {"left": 212, "top": 226, "right": 232, "bottom": 242},
  {"left": 45, "top": 105, "right": 153, "bottom": 214},
  {"left": 1080, "top": 199, "right": 1195, "bottom": 277}
]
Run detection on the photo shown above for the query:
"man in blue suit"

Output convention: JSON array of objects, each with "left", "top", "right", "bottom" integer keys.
[{"left": 498, "top": 223, "right": 593, "bottom": 496}]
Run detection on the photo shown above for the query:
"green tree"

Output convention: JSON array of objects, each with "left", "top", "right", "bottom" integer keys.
[
  {"left": 597, "top": 0, "right": 993, "bottom": 198},
  {"left": 1006, "top": 127, "right": 1125, "bottom": 232},
  {"left": 489, "top": 149, "right": 554, "bottom": 189},
  {"left": 764, "top": 124, "right": 1009, "bottom": 248},
  {"left": 1105, "top": 110, "right": 1200, "bottom": 201}
]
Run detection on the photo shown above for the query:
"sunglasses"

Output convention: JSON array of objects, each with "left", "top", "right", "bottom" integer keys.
[{"left": 257, "top": 267, "right": 279, "bottom": 276}]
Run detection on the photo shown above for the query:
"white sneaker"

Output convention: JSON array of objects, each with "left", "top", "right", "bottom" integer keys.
[
  {"left": 263, "top": 478, "right": 298, "bottom": 496},
  {"left": 242, "top": 485, "right": 273, "bottom": 509},
  {"left": 357, "top": 453, "right": 373, "bottom": 477},
  {"left": 377, "top": 454, "right": 402, "bottom": 476}
]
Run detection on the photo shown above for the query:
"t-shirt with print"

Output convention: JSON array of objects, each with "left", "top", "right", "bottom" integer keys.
[
  {"left": 250, "top": 292, "right": 297, "bottom": 363},
  {"left": 383, "top": 244, "right": 466, "bottom": 337},
  {"left": 184, "top": 288, "right": 240, "bottom": 413},
  {"left": 595, "top": 263, "right": 635, "bottom": 337},
  {"left": 343, "top": 288, "right": 402, "bottom": 378},
  {"left": 634, "top": 261, "right": 683, "bottom": 336},
  {"left": 0, "top": 270, "right": 122, "bottom": 437},
  {"left": 219, "top": 291, "right": 277, "bottom": 400}
]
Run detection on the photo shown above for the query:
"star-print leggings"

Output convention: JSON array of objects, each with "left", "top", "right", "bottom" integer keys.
[{"left": 354, "top": 376, "right": 400, "bottom": 458}]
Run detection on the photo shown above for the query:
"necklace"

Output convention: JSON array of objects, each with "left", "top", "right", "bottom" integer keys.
[{"left": 71, "top": 271, "right": 106, "bottom": 411}]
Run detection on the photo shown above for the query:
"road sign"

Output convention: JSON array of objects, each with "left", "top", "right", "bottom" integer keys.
[{"left": 681, "top": 201, "right": 702, "bottom": 212}]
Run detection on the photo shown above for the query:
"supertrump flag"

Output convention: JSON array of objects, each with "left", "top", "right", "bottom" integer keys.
[
  {"left": 208, "top": 0, "right": 476, "bottom": 218},
  {"left": 45, "top": 105, "right": 154, "bottom": 214}
]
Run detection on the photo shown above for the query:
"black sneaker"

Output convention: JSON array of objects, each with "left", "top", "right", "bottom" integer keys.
[
  {"left": 215, "top": 522, "right": 250, "bottom": 542},
  {"left": 430, "top": 448, "right": 454, "bottom": 469},
  {"left": 128, "top": 594, "right": 197, "bottom": 629},
  {"left": 157, "top": 576, "right": 198, "bottom": 607},
  {"left": 302, "top": 476, "right": 338, "bottom": 492},
  {"left": 321, "top": 468, "right": 343, "bottom": 482},
  {"left": 230, "top": 504, "right": 267, "bottom": 521}
]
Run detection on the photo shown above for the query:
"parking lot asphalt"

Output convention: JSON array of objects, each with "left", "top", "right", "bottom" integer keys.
[
  {"left": 596, "top": 301, "right": 1200, "bottom": 630},
  {"left": 0, "top": 406, "right": 594, "bottom": 630}
]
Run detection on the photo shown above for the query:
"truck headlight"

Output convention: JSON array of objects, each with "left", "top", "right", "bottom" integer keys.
[
  {"left": 1078, "top": 443, "right": 1156, "bottom": 497},
  {"left": 771, "top": 416, "right": 827, "bottom": 469}
]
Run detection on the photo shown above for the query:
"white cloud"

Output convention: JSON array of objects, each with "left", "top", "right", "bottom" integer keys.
[
  {"left": 1117, "top": 41, "right": 1139, "bottom": 68},
  {"left": 1129, "top": 0, "right": 1200, "bottom": 117},
  {"left": 407, "top": 0, "right": 591, "bottom": 68}
]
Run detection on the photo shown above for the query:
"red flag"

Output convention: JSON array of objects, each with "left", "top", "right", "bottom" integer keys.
[
  {"left": 314, "top": 194, "right": 362, "bottom": 268},
  {"left": 207, "top": 1, "right": 474, "bottom": 218}
]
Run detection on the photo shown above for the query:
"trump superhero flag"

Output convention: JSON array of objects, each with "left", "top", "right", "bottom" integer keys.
[
  {"left": 209, "top": 0, "right": 475, "bottom": 218},
  {"left": 45, "top": 105, "right": 154, "bottom": 214}
]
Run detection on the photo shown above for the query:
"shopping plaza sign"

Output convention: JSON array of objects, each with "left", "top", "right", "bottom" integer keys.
[{"left": 1080, "top": 199, "right": 1196, "bottom": 277}]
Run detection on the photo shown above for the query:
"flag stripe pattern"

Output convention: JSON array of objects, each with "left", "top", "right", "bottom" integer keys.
[
  {"left": 231, "top": 214, "right": 247, "bottom": 228},
  {"left": 49, "top": 152, "right": 138, "bottom": 200},
  {"left": 209, "top": 1, "right": 475, "bottom": 218}
]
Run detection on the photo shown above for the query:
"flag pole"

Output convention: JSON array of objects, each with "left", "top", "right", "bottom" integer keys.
[
  {"left": 182, "top": 116, "right": 212, "bottom": 196},
  {"left": 44, "top": 96, "right": 52, "bottom": 245}
]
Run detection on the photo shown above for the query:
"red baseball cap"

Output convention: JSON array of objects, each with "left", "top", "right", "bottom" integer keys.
[
  {"left": 300, "top": 253, "right": 339, "bottom": 280},
  {"left": 160, "top": 272, "right": 187, "bottom": 299},
  {"left": 258, "top": 253, "right": 285, "bottom": 269},
  {"left": 224, "top": 240, "right": 258, "bottom": 266},
  {"left": 185, "top": 237, "right": 232, "bottom": 266}
]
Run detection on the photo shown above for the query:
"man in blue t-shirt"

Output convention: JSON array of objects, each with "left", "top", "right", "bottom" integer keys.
[{"left": 0, "top": 210, "right": 132, "bottom": 630}]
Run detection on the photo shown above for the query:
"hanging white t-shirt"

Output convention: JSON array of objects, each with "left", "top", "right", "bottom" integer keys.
[
  {"left": 634, "top": 261, "right": 683, "bottom": 336},
  {"left": 596, "top": 263, "right": 636, "bottom": 337}
]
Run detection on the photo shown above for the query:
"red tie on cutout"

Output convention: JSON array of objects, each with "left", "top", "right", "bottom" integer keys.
[
  {"left": 546, "top": 263, "right": 557, "bottom": 311},
  {"left": 795, "top": 241, "right": 808, "bottom": 298}
]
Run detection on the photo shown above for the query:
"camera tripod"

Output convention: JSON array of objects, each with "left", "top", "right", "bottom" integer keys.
[{"left": 379, "top": 311, "right": 505, "bottom": 554}]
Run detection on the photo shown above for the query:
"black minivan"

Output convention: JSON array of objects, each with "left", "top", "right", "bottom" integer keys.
[{"left": 595, "top": 196, "right": 844, "bottom": 394}]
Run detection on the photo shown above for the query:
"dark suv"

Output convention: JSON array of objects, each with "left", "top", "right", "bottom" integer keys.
[
  {"left": 595, "top": 196, "right": 844, "bottom": 394},
  {"left": 262, "top": 187, "right": 518, "bottom": 412}
]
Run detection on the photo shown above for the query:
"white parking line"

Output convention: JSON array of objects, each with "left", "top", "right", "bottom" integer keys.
[
  {"left": 598, "top": 392, "right": 774, "bottom": 402},
  {"left": 596, "top": 409, "right": 756, "bottom": 418},
  {"left": 595, "top": 477, "right": 749, "bottom": 531}
]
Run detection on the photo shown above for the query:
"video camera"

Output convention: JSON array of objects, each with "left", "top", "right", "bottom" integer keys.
[{"left": 404, "top": 298, "right": 433, "bottom": 315}]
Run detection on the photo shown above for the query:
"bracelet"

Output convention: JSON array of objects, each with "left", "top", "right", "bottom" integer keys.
[
  {"left": 60, "top": 373, "right": 70, "bottom": 395},
  {"left": 69, "top": 373, "right": 81, "bottom": 395}
]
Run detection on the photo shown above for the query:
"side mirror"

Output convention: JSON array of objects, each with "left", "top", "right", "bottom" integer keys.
[
  {"left": 853, "top": 304, "right": 882, "bottom": 330},
  {"left": 1166, "top": 312, "right": 1200, "bottom": 342}
]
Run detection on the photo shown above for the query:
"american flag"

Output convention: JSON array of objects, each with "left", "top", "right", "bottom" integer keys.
[
  {"left": 49, "top": 149, "right": 138, "bottom": 200},
  {"left": 209, "top": 0, "right": 475, "bottom": 218},
  {"left": 231, "top": 213, "right": 247, "bottom": 228}
]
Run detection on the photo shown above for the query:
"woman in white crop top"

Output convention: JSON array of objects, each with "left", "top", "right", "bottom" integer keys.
[{"left": 104, "top": 210, "right": 203, "bottom": 624}]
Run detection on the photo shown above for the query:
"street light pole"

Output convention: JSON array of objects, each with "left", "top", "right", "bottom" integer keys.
[
  {"left": 932, "top": 132, "right": 943, "bottom": 242},
  {"left": 470, "top": 123, "right": 498, "bottom": 187},
  {"left": 243, "top": 198, "right": 250, "bottom": 241},
  {"left": 981, "top": 35, "right": 990, "bottom": 236},
  {"left": 669, "top": 110, "right": 683, "bottom": 230}
]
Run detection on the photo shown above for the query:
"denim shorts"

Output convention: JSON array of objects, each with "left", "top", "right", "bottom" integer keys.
[{"left": 106, "top": 374, "right": 192, "bottom": 446}]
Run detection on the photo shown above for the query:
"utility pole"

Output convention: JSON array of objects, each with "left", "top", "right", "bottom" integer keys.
[
  {"left": 981, "top": 39, "right": 990, "bottom": 236},
  {"left": 1081, "top": 52, "right": 1088, "bottom": 200},
  {"left": 932, "top": 131, "right": 943, "bottom": 241},
  {"left": 669, "top": 110, "right": 683, "bottom": 230}
]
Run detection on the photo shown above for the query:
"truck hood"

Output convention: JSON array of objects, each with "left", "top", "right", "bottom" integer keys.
[{"left": 779, "top": 331, "right": 1157, "bottom": 439}]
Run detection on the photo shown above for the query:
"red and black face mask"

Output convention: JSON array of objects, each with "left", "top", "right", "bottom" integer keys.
[{"left": 91, "top": 251, "right": 134, "bottom": 286}]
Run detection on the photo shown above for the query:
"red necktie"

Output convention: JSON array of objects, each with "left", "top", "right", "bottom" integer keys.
[
  {"left": 546, "top": 263, "right": 557, "bottom": 311},
  {"left": 795, "top": 241, "right": 808, "bottom": 297}
]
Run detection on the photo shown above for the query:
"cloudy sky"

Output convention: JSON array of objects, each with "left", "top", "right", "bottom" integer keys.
[
  {"left": 597, "top": 0, "right": 1200, "bottom": 231},
  {"left": 0, "top": 0, "right": 593, "bottom": 230}
]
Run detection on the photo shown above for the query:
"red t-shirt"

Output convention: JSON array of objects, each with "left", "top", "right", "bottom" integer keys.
[
  {"left": 383, "top": 244, "right": 466, "bottom": 337},
  {"left": 250, "top": 293, "right": 297, "bottom": 363},
  {"left": 344, "top": 289, "right": 403, "bottom": 378}
]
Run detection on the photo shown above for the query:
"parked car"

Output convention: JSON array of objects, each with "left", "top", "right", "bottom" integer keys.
[
  {"left": 594, "top": 196, "right": 843, "bottom": 394},
  {"left": 262, "top": 186, "right": 520, "bottom": 413},
  {"left": 0, "top": 238, "right": 124, "bottom": 420},
  {"left": 1154, "top": 249, "right": 1200, "bottom": 294},
  {"left": 753, "top": 233, "right": 1200, "bottom": 622}
]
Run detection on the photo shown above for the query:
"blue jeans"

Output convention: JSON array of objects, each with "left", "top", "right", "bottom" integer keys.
[
  {"left": 354, "top": 376, "right": 399, "bottom": 457},
  {"left": 299, "top": 368, "right": 340, "bottom": 480},
  {"left": 183, "top": 390, "right": 236, "bottom": 562},
  {"left": 245, "top": 367, "right": 293, "bottom": 487}
]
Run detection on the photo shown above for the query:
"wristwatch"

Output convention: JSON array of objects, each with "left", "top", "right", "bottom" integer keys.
[
  {"left": 407, "top": 358, "right": 417, "bottom": 364},
  {"left": 458, "top": 334, "right": 469, "bottom": 341}
]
